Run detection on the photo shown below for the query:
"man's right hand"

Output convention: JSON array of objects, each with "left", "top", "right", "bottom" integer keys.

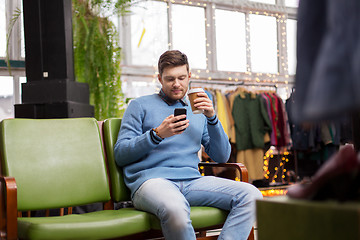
[{"left": 155, "top": 114, "right": 189, "bottom": 139}]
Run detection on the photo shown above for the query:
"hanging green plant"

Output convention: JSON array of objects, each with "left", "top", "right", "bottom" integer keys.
[{"left": 72, "top": 0, "right": 131, "bottom": 120}]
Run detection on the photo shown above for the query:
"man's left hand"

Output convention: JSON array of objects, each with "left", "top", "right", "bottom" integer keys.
[{"left": 193, "top": 92, "right": 215, "bottom": 118}]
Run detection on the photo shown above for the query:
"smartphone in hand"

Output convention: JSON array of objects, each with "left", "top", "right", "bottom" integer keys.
[{"left": 174, "top": 108, "right": 187, "bottom": 123}]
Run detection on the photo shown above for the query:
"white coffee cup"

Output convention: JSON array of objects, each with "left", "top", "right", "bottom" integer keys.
[{"left": 188, "top": 88, "right": 205, "bottom": 114}]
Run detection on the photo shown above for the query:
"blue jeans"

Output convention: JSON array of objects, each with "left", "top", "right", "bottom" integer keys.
[{"left": 132, "top": 176, "right": 263, "bottom": 240}]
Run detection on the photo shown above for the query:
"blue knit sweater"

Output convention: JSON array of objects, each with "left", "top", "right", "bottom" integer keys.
[{"left": 114, "top": 93, "right": 231, "bottom": 197}]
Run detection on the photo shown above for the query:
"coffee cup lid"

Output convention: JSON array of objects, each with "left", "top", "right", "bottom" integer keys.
[{"left": 188, "top": 88, "right": 204, "bottom": 94}]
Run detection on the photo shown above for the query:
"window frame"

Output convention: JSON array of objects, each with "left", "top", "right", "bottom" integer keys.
[{"left": 119, "top": 0, "right": 297, "bottom": 90}]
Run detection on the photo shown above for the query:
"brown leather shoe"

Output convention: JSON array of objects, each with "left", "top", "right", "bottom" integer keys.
[{"left": 287, "top": 144, "right": 360, "bottom": 200}]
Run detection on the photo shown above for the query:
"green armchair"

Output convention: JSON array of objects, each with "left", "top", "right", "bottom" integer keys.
[{"left": 0, "top": 118, "right": 151, "bottom": 239}]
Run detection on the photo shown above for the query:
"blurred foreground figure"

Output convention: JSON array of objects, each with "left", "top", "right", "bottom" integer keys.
[{"left": 288, "top": 0, "right": 360, "bottom": 201}]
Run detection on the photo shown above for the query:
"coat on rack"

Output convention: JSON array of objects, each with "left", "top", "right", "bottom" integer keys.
[{"left": 232, "top": 91, "right": 272, "bottom": 151}]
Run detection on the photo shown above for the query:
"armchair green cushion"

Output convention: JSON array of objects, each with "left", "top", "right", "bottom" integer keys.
[{"left": 18, "top": 209, "right": 151, "bottom": 240}]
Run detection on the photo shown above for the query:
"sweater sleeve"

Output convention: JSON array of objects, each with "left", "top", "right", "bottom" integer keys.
[
  {"left": 201, "top": 115, "right": 231, "bottom": 163},
  {"left": 114, "top": 100, "right": 160, "bottom": 167}
]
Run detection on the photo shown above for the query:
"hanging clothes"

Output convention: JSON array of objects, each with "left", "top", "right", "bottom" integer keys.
[
  {"left": 204, "top": 89, "right": 214, "bottom": 105},
  {"left": 262, "top": 93, "right": 278, "bottom": 146},
  {"left": 215, "top": 90, "right": 230, "bottom": 138},
  {"left": 236, "top": 148, "right": 264, "bottom": 181},
  {"left": 231, "top": 91, "right": 272, "bottom": 181},
  {"left": 286, "top": 92, "right": 316, "bottom": 151},
  {"left": 232, "top": 91, "right": 272, "bottom": 150},
  {"left": 273, "top": 93, "right": 292, "bottom": 147},
  {"left": 260, "top": 93, "right": 273, "bottom": 147},
  {"left": 198, "top": 84, "right": 294, "bottom": 181},
  {"left": 205, "top": 88, "right": 217, "bottom": 114},
  {"left": 224, "top": 93, "right": 235, "bottom": 142},
  {"left": 227, "top": 88, "right": 248, "bottom": 144},
  {"left": 286, "top": 92, "right": 347, "bottom": 152}
]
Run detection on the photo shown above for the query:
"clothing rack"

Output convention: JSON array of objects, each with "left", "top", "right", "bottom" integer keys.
[
  {"left": 191, "top": 79, "right": 292, "bottom": 183},
  {"left": 242, "top": 83, "right": 278, "bottom": 91},
  {"left": 189, "top": 80, "right": 244, "bottom": 88},
  {"left": 189, "top": 80, "right": 278, "bottom": 92}
]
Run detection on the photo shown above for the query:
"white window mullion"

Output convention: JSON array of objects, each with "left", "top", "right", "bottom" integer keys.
[
  {"left": 245, "top": 13, "right": 252, "bottom": 73},
  {"left": 13, "top": 75, "right": 21, "bottom": 104},
  {"left": 13, "top": 0, "right": 22, "bottom": 60},
  {"left": 5, "top": 0, "right": 22, "bottom": 60},
  {"left": 120, "top": 14, "right": 132, "bottom": 65},
  {"left": 277, "top": 14, "right": 288, "bottom": 75},
  {"left": 205, "top": 3, "right": 217, "bottom": 71},
  {"left": 5, "top": 0, "right": 13, "bottom": 59},
  {"left": 276, "top": 0, "right": 285, "bottom": 6},
  {"left": 167, "top": 1, "right": 173, "bottom": 50}
]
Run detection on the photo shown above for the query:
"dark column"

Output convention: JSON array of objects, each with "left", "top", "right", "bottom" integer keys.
[{"left": 15, "top": 0, "right": 94, "bottom": 118}]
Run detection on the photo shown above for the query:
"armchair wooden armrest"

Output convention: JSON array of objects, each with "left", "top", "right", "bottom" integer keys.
[
  {"left": 198, "top": 162, "right": 249, "bottom": 183},
  {"left": 0, "top": 176, "right": 18, "bottom": 240}
]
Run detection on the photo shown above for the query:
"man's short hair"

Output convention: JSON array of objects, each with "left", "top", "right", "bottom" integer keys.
[{"left": 158, "top": 50, "right": 189, "bottom": 77}]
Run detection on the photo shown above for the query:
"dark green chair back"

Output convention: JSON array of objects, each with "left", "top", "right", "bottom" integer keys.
[
  {"left": 103, "top": 118, "right": 131, "bottom": 202},
  {"left": 0, "top": 118, "right": 111, "bottom": 211}
]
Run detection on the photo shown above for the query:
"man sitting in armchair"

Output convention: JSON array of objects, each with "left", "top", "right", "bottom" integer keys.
[{"left": 114, "top": 50, "right": 262, "bottom": 240}]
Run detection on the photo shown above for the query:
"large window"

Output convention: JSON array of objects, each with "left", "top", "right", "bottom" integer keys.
[
  {"left": 120, "top": 0, "right": 297, "bottom": 100},
  {"left": 215, "top": 9, "right": 246, "bottom": 72},
  {"left": 130, "top": 1, "right": 168, "bottom": 66},
  {"left": 249, "top": 14, "right": 278, "bottom": 73},
  {"left": 171, "top": 4, "right": 207, "bottom": 69}
]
